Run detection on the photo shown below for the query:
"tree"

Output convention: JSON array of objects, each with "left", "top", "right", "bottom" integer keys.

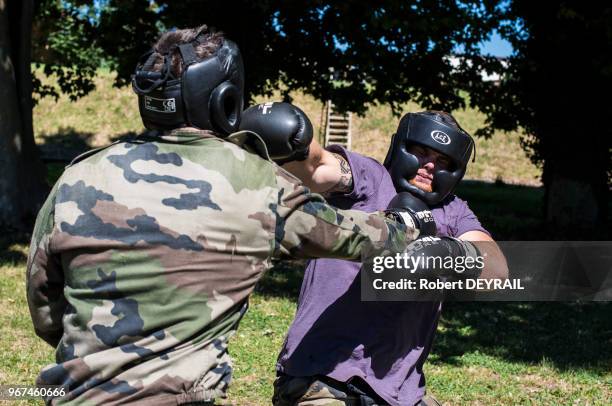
[
  {"left": 3, "top": 0, "right": 504, "bottom": 229},
  {"left": 471, "top": 1, "right": 611, "bottom": 233},
  {"left": 98, "top": 0, "right": 609, "bottom": 233},
  {"left": 149, "top": 1, "right": 503, "bottom": 114},
  {"left": 0, "top": 0, "right": 48, "bottom": 229},
  {"left": 3, "top": 1, "right": 608, "bottom": 233},
  {"left": 32, "top": 0, "right": 104, "bottom": 102},
  {"left": 0, "top": 0, "right": 108, "bottom": 229}
]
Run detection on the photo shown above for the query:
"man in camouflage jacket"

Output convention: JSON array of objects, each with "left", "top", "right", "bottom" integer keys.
[{"left": 26, "top": 26, "right": 417, "bottom": 405}]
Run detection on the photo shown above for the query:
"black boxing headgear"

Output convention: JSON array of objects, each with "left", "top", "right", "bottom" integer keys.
[
  {"left": 132, "top": 35, "right": 244, "bottom": 135},
  {"left": 383, "top": 112, "right": 475, "bottom": 205}
]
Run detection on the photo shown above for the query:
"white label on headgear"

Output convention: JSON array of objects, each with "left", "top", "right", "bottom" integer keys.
[
  {"left": 259, "top": 101, "right": 274, "bottom": 115},
  {"left": 144, "top": 96, "right": 176, "bottom": 113},
  {"left": 431, "top": 130, "right": 451, "bottom": 145}
]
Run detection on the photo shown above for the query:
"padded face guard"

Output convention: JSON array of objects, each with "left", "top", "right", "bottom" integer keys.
[
  {"left": 383, "top": 113, "right": 474, "bottom": 205},
  {"left": 132, "top": 38, "right": 245, "bottom": 135}
]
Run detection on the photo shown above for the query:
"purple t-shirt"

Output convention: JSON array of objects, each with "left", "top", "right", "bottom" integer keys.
[{"left": 276, "top": 146, "right": 489, "bottom": 406}]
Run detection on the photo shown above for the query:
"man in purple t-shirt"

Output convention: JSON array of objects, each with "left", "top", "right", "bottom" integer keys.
[{"left": 240, "top": 105, "right": 508, "bottom": 405}]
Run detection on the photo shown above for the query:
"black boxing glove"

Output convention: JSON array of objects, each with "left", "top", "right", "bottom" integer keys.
[
  {"left": 239, "top": 102, "right": 313, "bottom": 164},
  {"left": 385, "top": 192, "right": 437, "bottom": 236}
]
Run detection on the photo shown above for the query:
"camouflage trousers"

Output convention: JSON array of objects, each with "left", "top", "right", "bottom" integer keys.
[{"left": 272, "top": 373, "right": 443, "bottom": 406}]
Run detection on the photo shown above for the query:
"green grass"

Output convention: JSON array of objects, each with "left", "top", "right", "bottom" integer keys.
[
  {"left": 34, "top": 70, "right": 142, "bottom": 149},
  {"left": 0, "top": 237, "right": 54, "bottom": 406},
  {"left": 2, "top": 248, "right": 610, "bottom": 405},
  {"left": 2, "top": 186, "right": 610, "bottom": 405},
  {"left": 455, "top": 181, "right": 546, "bottom": 240}
]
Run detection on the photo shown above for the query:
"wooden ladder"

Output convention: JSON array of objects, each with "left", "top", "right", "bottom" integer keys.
[{"left": 322, "top": 100, "right": 352, "bottom": 150}]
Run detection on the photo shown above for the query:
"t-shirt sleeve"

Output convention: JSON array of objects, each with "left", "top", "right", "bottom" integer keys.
[
  {"left": 452, "top": 197, "right": 491, "bottom": 238},
  {"left": 326, "top": 145, "right": 397, "bottom": 208},
  {"left": 271, "top": 164, "right": 416, "bottom": 261}
]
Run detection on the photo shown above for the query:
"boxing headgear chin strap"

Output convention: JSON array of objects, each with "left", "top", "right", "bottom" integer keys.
[
  {"left": 383, "top": 112, "right": 475, "bottom": 206},
  {"left": 132, "top": 36, "right": 245, "bottom": 135}
]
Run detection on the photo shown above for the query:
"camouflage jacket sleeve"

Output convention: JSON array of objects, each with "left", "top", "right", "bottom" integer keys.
[
  {"left": 26, "top": 183, "right": 66, "bottom": 347},
  {"left": 272, "top": 167, "right": 418, "bottom": 260}
]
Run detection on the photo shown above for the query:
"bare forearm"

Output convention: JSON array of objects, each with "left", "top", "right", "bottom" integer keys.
[
  {"left": 321, "top": 152, "right": 353, "bottom": 196},
  {"left": 458, "top": 231, "right": 508, "bottom": 280},
  {"left": 281, "top": 139, "right": 353, "bottom": 195},
  {"left": 281, "top": 138, "right": 324, "bottom": 185}
]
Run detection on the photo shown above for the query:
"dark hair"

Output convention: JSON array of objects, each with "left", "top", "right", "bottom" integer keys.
[{"left": 149, "top": 25, "right": 224, "bottom": 77}]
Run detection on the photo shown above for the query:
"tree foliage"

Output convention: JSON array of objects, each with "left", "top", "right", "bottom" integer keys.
[
  {"left": 32, "top": 0, "right": 103, "bottom": 102},
  {"left": 469, "top": 1, "right": 611, "bottom": 226},
  {"left": 33, "top": 1, "right": 507, "bottom": 115},
  {"left": 29, "top": 0, "right": 611, "bottom": 230}
]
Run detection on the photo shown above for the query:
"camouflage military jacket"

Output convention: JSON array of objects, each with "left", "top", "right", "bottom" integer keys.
[{"left": 26, "top": 128, "right": 415, "bottom": 405}]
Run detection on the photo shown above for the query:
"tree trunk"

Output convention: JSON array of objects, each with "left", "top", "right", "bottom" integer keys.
[
  {"left": 545, "top": 173, "right": 600, "bottom": 228},
  {"left": 542, "top": 136, "right": 609, "bottom": 238},
  {"left": 0, "top": 0, "right": 48, "bottom": 230}
]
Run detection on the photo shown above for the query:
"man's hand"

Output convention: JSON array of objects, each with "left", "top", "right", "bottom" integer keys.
[
  {"left": 239, "top": 102, "right": 313, "bottom": 164},
  {"left": 386, "top": 192, "right": 437, "bottom": 236}
]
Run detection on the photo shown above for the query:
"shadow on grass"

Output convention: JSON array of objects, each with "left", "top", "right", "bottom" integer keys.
[
  {"left": 38, "top": 127, "right": 141, "bottom": 153},
  {"left": 456, "top": 180, "right": 610, "bottom": 240},
  {"left": 456, "top": 180, "right": 545, "bottom": 240},
  {"left": 434, "top": 301, "right": 612, "bottom": 374},
  {"left": 38, "top": 127, "right": 95, "bottom": 154},
  {"left": 254, "top": 260, "right": 306, "bottom": 299}
]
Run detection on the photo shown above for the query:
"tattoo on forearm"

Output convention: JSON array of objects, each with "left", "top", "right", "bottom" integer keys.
[{"left": 323, "top": 153, "right": 353, "bottom": 196}]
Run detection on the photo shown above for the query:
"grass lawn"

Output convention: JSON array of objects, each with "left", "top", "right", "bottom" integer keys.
[
  {"left": 2, "top": 181, "right": 610, "bottom": 405},
  {"left": 1, "top": 240, "right": 610, "bottom": 405}
]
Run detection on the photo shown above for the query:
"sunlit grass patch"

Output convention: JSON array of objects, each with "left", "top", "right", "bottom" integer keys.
[{"left": 0, "top": 251, "right": 55, "bottom": 406}]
